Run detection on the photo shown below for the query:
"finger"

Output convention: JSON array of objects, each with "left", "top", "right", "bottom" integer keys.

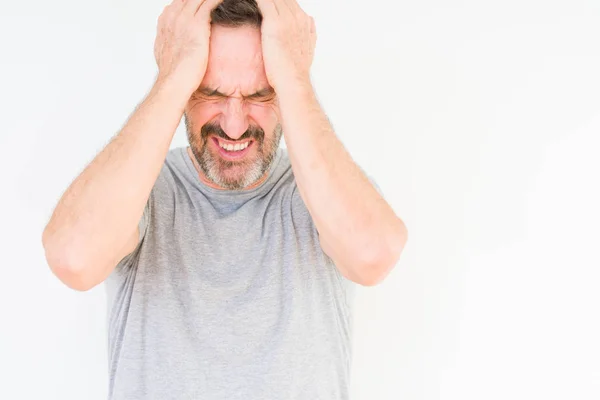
[
  {"left": 274, "top": 0, "right": 296, "bottom": 16},
  {"left": 169, "top": 0, "right": 186, "bottom": 13},
  {"left": 276, "top": 0, "right": 293, "bottom": 15},
  {"left": 182, "top": 0, "right": 209, "bottom": 16},
  {"left": 158, "top": 3, "right": 176, "bottom": 25},
  {"left": 195, "top": 0, "right": 224, "bottom": 20},
  {"left": 160, "top": 0, "right": 185, "bottom": 19},
  {"left": 282, "top": 0, "right": 303, "bottom": 15},
  {"left": 255, "top": 0, "right": 280, "bottom": 17}
]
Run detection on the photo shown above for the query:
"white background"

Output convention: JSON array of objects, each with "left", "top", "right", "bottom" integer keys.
[{"left": 1, "top": 0, "right": 599, "bottom": 399}]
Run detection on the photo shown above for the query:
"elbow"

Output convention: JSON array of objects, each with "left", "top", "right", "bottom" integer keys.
[
  {"left": 50, "top": 264, "right": 100, "bottom": 292},
  {"left": 355, "top": 221, "right": 408, "bottom": 287},
  {"left": 353, "top": 257, "right": 393, "bottom": 287},
  {"left": 42, "top": 231, "right": 100, "bottom": 292}
]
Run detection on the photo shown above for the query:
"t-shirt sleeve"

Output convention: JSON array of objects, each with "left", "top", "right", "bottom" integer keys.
[
  {"left": 112, "top": 194, "right": 152, "bottom": 273},
  {"left": 289, "top": 170, "right": 383, "bottom": 233},
  {"left": 137, "top": 196, "right": 151, "bottom": 243}
]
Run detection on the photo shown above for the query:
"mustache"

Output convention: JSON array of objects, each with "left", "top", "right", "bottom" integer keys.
[{"left": 200, "top": 122, "right": 264, "bottom": 143}]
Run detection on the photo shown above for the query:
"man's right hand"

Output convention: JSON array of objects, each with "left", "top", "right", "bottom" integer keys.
[
  {"left": 154, "top": 0, "right": 224, "bottom": 95},
  {"left": 43, "top": 0, "right": 226, "bottom": 291}
]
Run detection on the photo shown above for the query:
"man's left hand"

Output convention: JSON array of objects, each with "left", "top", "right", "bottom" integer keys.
[{"left": 255, "top": 0, "right": 316, "bottom": 92}]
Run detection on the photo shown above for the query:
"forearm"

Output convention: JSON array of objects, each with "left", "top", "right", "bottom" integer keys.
[
  {"left": 42, "top": 76, "right": 189, "bottom": 274},
  {"left": 278, "top": 80, "right": 407, "bottom": 285}
]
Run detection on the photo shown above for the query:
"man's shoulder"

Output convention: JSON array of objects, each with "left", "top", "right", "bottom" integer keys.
[{"left": 156, "top": 146, "right": 193, "bottom": 188}]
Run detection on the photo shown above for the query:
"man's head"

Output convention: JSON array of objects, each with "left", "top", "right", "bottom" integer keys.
[{"left": 184, "top": 0, "right": 283, "bottom": 191}]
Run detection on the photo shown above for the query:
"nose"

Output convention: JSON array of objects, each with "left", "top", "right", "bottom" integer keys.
[{"left": 219, "top": 97, "right": 249, "bottom": 140}]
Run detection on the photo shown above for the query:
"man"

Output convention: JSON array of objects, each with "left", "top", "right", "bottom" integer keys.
[{"left": 42, "top": 0, "right": 408, "bottom": 398}]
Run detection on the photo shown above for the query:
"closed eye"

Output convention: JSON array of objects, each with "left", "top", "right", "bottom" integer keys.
[
  {"left": 193, "top": 86, "right": 276, "bottom": 103},
  {"left": 246, "top": 94, "right": 276, "bottom": 103}
]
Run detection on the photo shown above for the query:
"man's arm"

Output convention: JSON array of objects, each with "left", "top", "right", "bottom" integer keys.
[
  {"left": 255, "top": 0, "right": 408, "bottom": 286},
  {"left": 41, "top": 0, "right": 222, "bottom": 291},
  {"left": 42, "top": 77, "right": 189, "bottom": 291},
  {"left": 278, "top": 81, "right": 408, "bottom": 286}
]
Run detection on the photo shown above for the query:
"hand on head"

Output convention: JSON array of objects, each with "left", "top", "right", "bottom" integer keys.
[
  {"left": 154, "top": 0, "right": 225, "bottom": 95},
  {"left": 153, "top": 0, "right": 316, "bottom": 96}
]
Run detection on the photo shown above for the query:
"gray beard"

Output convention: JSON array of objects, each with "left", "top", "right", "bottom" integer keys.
[{"left": 185, "top": 116, "right": 283, "bottom": 190}]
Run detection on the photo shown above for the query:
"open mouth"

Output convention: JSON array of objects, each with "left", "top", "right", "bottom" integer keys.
[{"left": 212, "top": 137, "right": 254, "bottom": 160}]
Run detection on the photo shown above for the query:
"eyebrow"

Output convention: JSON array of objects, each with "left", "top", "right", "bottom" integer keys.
[{"left": 197, "top": 85, "right": 276, "bottom": 99}]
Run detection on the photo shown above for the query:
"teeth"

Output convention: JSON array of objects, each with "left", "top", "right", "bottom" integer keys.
[{"left": 219, "top": 140, "right": 250, "bottom": 152}]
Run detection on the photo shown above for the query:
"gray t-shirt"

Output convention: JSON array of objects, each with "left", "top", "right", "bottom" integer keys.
[{"left": 105, "top": 146, "right": 359, "bottom": 400}]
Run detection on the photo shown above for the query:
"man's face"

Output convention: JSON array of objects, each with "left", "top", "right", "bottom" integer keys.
[{"left": 185, "top": 24, "right": 282, "bottom": 190}]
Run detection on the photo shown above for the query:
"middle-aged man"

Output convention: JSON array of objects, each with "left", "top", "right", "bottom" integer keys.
[{"left": 42, "top": 0, "right": 408, "bottom": 398}]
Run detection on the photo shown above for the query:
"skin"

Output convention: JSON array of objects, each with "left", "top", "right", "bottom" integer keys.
[
  {"left": 252, "top": 0, "right": 408, "bottom": 285},
  {"left": 42, "top": 0, "right": 408, "bottom": 291},
  {"left": 42, "top": 0, "right": 228, "bottom": 290},
  {"left": 185, "top": 0, "right": 409, "bottom": 285},
  {"left": 183, "top": 25, "right": 283, "bottom": 191}
]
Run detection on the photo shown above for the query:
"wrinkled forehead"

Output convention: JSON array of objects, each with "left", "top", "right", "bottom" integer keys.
[{"left": 202, "top": 25, "right": 268, "bottom": 97}]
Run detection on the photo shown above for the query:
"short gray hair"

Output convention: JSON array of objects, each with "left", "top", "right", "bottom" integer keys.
[{"left": 210, "top": 0, "right": 263, "bottom": 28}]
